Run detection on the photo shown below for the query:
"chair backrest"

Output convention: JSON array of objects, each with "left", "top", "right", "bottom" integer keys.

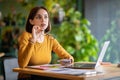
[{"left": 3, "top": 58, "right": 18, "bottom": 80}]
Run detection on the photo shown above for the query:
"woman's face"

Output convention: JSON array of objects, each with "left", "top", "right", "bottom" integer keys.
[{"left": 30, "top": 9, "right": 49, "bottom": 31}]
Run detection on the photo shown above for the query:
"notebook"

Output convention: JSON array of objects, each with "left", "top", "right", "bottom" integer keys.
[{"left": 66, "top": 41, "right": 110, "bottom": 69}]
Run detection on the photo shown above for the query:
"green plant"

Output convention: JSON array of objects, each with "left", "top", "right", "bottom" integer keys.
[
  {"left": 51, "top": 8, "right": 99, "bottom": 62},
  {"left": 43, "top": 0, "right": 99, "bottom": 63}
]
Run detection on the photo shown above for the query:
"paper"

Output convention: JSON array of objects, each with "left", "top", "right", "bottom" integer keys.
[
  {"left": 28, "top": 64, "right": 97, "bottom": 75},
  {"left": 45, "top": 68, "right": 97, "bottom": 75}
]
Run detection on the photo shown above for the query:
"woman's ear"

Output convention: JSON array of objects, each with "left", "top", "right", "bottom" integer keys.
[{"left": 29, "top": 19, "right": 34, "bottom": 25}]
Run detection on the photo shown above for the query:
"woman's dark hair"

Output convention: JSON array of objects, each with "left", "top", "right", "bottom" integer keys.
[{"left": 25, "top": 6, "right": 51, "bottom": 33}]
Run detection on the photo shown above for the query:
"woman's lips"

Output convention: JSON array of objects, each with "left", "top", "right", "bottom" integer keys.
[{"left": 41, "top": 24, "right": 46, "bottom": 27}]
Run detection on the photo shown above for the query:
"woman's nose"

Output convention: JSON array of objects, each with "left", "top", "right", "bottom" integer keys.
[{"left": 41, "top": 17, "right": 45, "bottom": 22}]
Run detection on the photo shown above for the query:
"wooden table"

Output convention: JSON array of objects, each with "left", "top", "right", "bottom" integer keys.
[{"left": 13, "top": 64, "right": 120, "bottom": 80}]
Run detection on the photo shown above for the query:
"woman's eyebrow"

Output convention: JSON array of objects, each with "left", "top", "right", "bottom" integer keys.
[{"left": 36, "top": 13, "right": 48, "bottom": 16}]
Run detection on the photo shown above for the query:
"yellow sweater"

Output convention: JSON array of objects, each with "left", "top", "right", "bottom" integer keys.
[{"left": 18, "top": 31, "right": 73, "bottom": 78}]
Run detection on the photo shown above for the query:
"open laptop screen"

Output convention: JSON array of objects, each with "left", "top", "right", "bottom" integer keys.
[{"left": 65, "top": 41, "right": 110, "bottom": 69}]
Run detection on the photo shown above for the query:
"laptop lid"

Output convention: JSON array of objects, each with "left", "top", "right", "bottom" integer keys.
[
  {"left": 65, "top": 41, "right": 110, "bottom": 69},
  {"left": 95, "top": 41, "right": 110, "bottom": 68}
]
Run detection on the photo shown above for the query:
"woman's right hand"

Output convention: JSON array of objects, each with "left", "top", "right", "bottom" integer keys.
[{"left": 31, "top": 25, "right": 41, "bottom": 42}]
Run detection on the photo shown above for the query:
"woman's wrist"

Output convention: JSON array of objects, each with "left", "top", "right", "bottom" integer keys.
[{"left": 29, "top": 38, "right": 36, "bottom": 44}]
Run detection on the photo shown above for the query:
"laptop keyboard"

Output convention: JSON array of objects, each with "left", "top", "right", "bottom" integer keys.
[{"left": 72, "top": 63, "right": 96, "bottom": 69}]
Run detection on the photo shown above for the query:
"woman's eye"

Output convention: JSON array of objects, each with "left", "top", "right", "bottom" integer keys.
[
  {"left": 44, "top": 15, "right": 48, "bottom": 19},
  {"left": 35, "top": 16, "right": 41, "bottom": 19},
  {"left": 35, "top": 14, "right": 48, "bottom": 20}
]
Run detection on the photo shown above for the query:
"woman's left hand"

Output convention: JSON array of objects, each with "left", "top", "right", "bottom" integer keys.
[{"left": 58, "top": 59, "right": 73, "bottom": 66}]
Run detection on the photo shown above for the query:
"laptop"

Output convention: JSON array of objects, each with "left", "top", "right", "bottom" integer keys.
[{"left": 65, "top": 41, "right": 110, "bottom": 69}]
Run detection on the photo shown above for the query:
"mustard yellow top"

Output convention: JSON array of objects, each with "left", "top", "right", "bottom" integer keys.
[{"left": 18, "top": 31, "right": 73, "bottom": 68}]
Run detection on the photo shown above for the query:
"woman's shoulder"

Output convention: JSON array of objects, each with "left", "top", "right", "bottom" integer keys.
[
  {"left": 19, "top": 31, "right": 31, "bottom": 39},
  {"left": 21, "top": 31, "right": 31, "bottom": 35},
  {"left": 45, "top": 34, "right": 55, "bottom": 40},
  {"left": 20, "top": 31, "right": 31, "bottom": 36}
]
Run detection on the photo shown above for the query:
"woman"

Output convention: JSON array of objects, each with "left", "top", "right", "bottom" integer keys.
[{"left": 18, "top": 6, "right": 74, "bottom": 80}]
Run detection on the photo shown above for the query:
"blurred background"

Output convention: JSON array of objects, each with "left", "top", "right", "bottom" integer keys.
[{"left": 0, "top": 0, "right": 120, "bottom": 77}]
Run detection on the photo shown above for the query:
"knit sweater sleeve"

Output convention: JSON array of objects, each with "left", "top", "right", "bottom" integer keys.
[
  {"left": 52, "top": 38, "right": 74, "bottom": 60},
  {"left": 18, "top": 32, "right": 34, "bottom": 68}
]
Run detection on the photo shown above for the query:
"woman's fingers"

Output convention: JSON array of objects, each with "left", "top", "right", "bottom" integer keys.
[
  {"left": 33, "top": 25, "right": 42, "bottom": 34},
  {"left": 58, "top": 59, "right": 73, "bottom": 66},
  {"left": 32, "top": 25, "right": 38, "bottom": 40}
]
